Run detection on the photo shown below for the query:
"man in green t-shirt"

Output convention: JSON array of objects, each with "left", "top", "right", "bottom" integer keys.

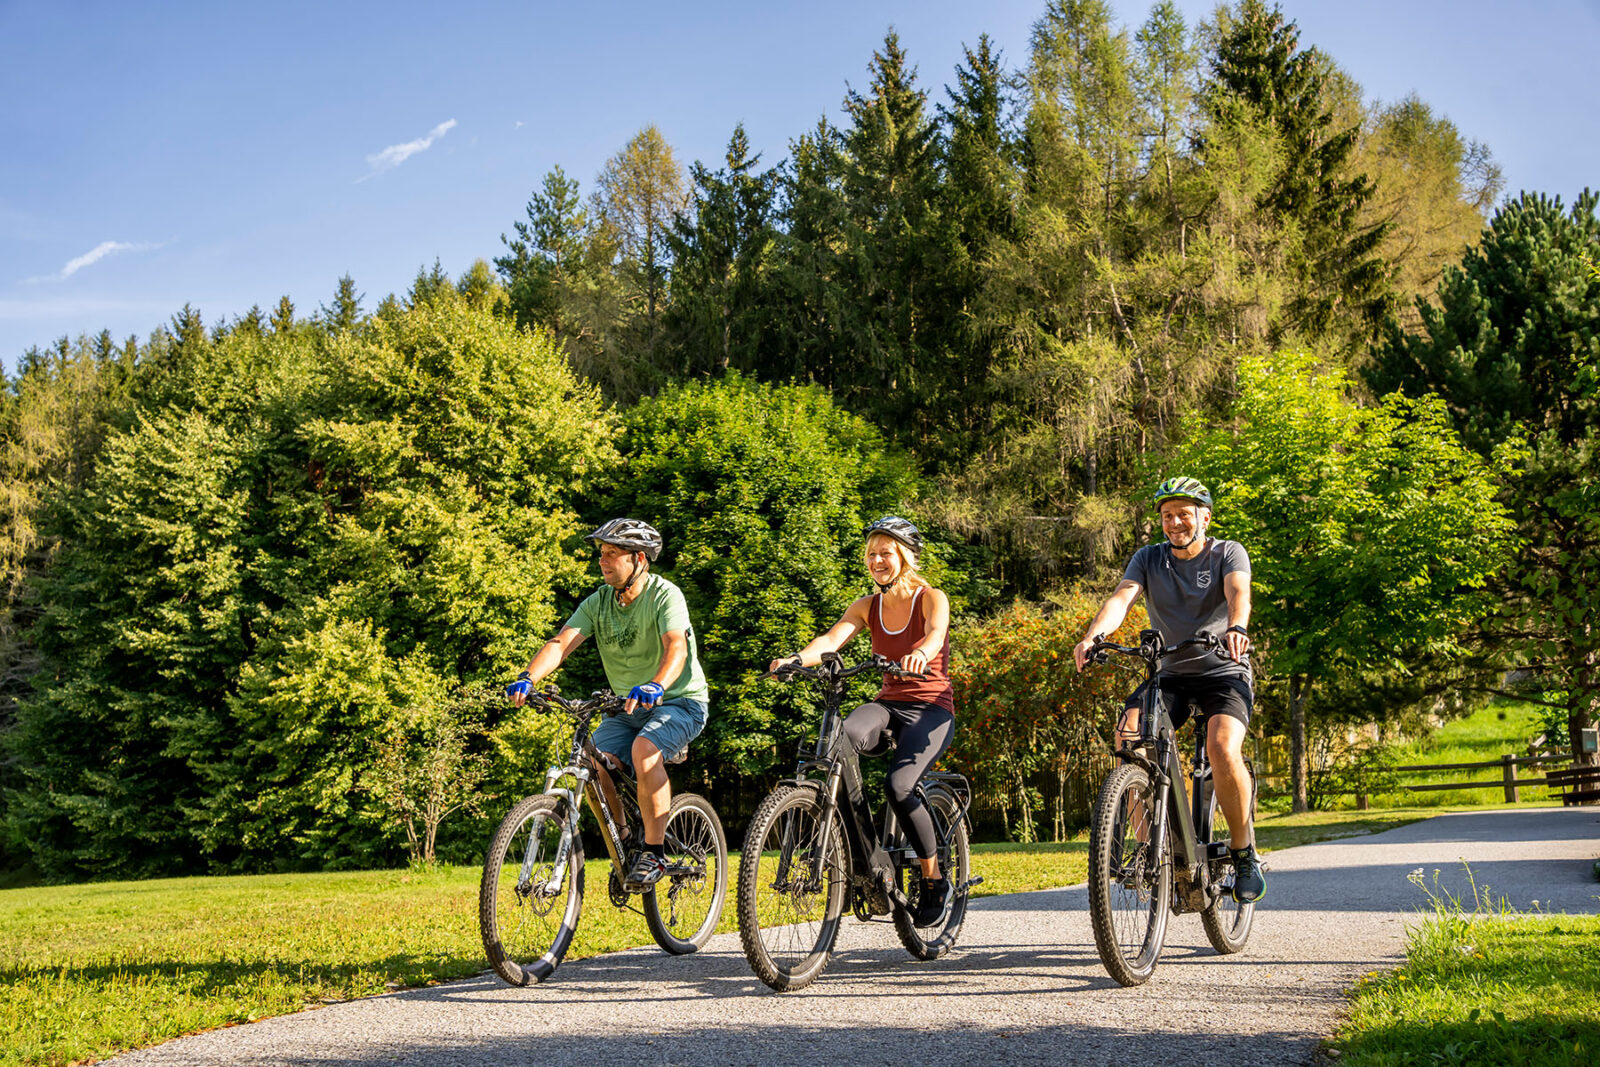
[{"left": 506, "top": 518, "right": 710, "bottom": 890}]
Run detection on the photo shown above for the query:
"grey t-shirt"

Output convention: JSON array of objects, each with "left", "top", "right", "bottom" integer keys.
[{"left": 1123, "top": 538, "right": 1251, "bottom": 678}]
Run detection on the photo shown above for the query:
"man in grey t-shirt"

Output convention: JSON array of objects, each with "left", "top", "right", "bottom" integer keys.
[{"left": 1072, "top": 477, "right": 1265, "bottom": 903}]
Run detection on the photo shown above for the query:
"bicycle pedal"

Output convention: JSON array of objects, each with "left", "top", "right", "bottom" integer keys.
[{"left": 959, "top": 876, "right": 984, "bottom": 891}]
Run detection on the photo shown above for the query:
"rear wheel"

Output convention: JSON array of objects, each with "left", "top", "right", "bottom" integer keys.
[
  {"left": 480, "top": 794, "right": 584, "bottom": 986},
  {"left": 1202, "top": 763, "right": 1257, "bottom": 954},
  {"left": 892, "top": 786, "right": 970, "bottom": 960},
  {"left": 736, "top": 785, "right": 848, "bottom": 992},
  {"left": 644, "top": 792, "right": 729, "bottom": 954},
  {"left": 1087, "top": 764, "right": 1171, "bottom": 987}
]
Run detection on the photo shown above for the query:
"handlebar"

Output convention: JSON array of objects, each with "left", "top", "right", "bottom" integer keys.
[
  {"left": 1086, "top": 629, "right": 1224, "bottom": 666},
  {"left": 525, "top": 685, "right": 627, "bottom": 718},
  {"left": 762, "top": 651, "right": 927, "bottom": 684}
]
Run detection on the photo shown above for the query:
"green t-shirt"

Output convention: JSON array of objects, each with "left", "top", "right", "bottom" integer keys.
[{"left": 565, "top": 574, "right": 710, "bottom": 704}]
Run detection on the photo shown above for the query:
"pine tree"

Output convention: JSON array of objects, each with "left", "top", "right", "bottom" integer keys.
[
  {"left": 1368, "top": 190, "right": 1600, "bottom": 767},
  {"left": 664, "top": 124, "right": 778, "bottom": 378},
  {"left": 1205, "top": 0, "right": 1390, "bottom": 344}
]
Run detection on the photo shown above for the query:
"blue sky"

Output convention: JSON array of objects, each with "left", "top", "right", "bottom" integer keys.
[{"left": 3, "top": 0, "right": 1596, "bottom": 370}]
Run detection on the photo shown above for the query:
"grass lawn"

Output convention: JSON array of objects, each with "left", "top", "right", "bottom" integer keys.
[
  {"left": 1334, "top": 910, "right": 1600, "bottom": 1066},
  {"left": 1303, "top": 701, "right": 1561, "bottom": 809}
]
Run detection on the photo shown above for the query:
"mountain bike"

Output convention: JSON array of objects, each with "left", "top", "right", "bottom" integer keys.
[
  {"left": 1083, "top": 630, "right": 1257, "bottom": 986},
  {"left": 479, "top": 686, "right": 728, "bottom": 985},
  {"left": 737, "top": 652, "right": 980, "bottom": 992}
]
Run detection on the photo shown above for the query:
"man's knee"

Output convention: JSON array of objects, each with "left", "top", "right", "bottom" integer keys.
[
  {"left": 1208, "top": 716, "right": 1248, "bottom": 767},
  {"left": 632, "top": 734, "right": 661, "bottom": 764}
]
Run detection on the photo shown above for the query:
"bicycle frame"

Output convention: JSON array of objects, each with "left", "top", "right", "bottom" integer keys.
[
  {"left": 775, "top": 654, "right": 973, "bottom": 914},
  {"left": 1105, "top": 630, "right": 1232, "bottom": 915},
  {"left": 519, "top": 691, "right": 640, "bottom": 895}
]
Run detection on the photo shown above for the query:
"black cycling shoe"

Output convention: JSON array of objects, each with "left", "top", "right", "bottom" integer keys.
[
  {"left": 1230, "top": 845, "right": 1265, "bottom": 904},
  {"left": 623, "top": 850, "right": 667, "bottom": 892},
  {"left": 911, "top": 875, "right": 951, "bottom": 928}
]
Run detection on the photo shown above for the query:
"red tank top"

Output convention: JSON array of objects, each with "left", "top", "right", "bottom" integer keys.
[{"left": 869, "top": 588, "right": 955, "bottom": 713}]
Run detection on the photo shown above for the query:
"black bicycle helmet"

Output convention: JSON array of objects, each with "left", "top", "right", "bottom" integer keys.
[
  {"left": 586, "top": 518, "right": 663, "bottom": 561},
  {"left": 862, "top": 516, "right": 924, "bottom": 561},
  {"left": 1151, "top": 477, "right": 1213, "bottom": 511}
]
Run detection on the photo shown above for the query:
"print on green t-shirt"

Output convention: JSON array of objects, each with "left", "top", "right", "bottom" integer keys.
[{"left": 565, "top": 574, "right": 711, "bottom": 704}]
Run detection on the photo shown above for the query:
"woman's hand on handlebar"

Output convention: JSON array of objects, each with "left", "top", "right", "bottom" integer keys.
[
  {"left": 767, "top": 653, "right": 803, "bottom": 675},
  {"left": 899, "top": 647, "right": 930, "bottom": 677}
]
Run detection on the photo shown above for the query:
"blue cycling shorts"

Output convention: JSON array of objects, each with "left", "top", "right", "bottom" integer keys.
[{"left": 591, "top": 696, "right": 708, "bottom": 771}]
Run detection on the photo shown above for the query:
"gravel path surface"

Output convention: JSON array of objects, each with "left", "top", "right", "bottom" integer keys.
[{"left": 112, "top": 808, "right": 1600, "bottom": 1067}]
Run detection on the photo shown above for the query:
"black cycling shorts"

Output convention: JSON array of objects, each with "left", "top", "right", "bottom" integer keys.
[{"left": 1126, "top": 672, "right": 1253, "bottom": 730}]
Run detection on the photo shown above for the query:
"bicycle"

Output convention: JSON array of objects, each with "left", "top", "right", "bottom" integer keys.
[
  {"left": 479, "top": 686, "right": 728, "bottom": 985},
  {"left": 737, "top": 652, "right": 980, "bottom": 992},
  {"left": 1082, "top": 629, "right": 1258, "bottom": 986}
]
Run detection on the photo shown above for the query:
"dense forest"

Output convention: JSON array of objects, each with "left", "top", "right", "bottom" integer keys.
[{"left": 3, "top": 0, "right": 1597, "bottom": 881}]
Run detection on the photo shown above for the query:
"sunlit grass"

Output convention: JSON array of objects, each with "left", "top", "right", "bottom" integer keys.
[{"left": 1334, "top": 876, "right": 1600, "bottom": 1066}]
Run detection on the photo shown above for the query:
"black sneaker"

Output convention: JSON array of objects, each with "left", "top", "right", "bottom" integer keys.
[
  {"left": 1230, "top": 845, "right": 1265, "bottom": 904},
  {"left": 623, "top": 850, "right": 667, "bottom": 892},
  {"left": 910, "top": 875, "right": 951, "bottom": 928}
]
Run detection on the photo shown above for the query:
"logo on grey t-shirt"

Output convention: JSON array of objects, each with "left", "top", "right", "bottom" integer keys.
[{"left": 1197, "top": 570, "right": 1212, "bottom": 589}]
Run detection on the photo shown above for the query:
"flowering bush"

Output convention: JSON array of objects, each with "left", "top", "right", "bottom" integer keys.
[{"left": 948, "top": 596, "right": 1143, "bottom": 841}]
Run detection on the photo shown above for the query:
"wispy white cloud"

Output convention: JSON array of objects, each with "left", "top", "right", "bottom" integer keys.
[
  {"left": 357, "top": 119, "right": 458, "bottom": 182},
  {"left": 22, "top": 240, "right": 162, "bottom": 284}
]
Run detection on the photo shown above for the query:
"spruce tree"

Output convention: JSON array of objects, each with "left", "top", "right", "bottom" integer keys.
[{"left": 1205, "top": 0, "right": 1390, "bottom": 343}]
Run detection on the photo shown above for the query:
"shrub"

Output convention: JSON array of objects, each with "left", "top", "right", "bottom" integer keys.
[{"left": 948, "top": 596, "right": 1142, "bottom": 842}]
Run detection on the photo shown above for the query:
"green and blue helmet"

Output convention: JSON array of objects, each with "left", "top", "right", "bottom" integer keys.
[{"left": 1151, "top": 476, "right": 1213, "bottom": 511}]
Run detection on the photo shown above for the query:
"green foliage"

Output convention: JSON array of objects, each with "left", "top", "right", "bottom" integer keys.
[
  {"left": 947, "top": 597, "right": 1140, "bottom": 842},
  {"left": 1198, "top": 348, "right": 1516, "bottom": 808},
  {"left": 1368, "top": 189, "right": 1600, "bottom": 762},
  {"left": 664, "top": 124, "right": 778, "bottom": 379},
  {"left": 605, "top": 374, "right": 923, "bottom": 789},
  {"left": 363, "top": 686, "right": 494, "bottom": 865},
  {"left": 1206, "top": 0, "right": 1391, "bottom": 342},
  {"left": 5, "top": 285, "right": 617, "bottom": 879}
]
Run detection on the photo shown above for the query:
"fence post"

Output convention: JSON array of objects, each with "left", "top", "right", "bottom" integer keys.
[{"left": 1503, "top": 754, "right": 1518, "bottom": 804}]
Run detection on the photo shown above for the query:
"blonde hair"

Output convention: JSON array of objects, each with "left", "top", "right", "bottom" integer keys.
[{"left": 864, "top": 533, "right": 930, "bottom": 597}]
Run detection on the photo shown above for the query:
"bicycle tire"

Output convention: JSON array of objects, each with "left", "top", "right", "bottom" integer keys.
[
  {"left": 644, "top": 792, "right": 729, "bottom": 954},
  {"left": 1088, "top": 763, "right": 1172, "bottom": 987},
  {"left": 479, "top": 794, "right": 584, "bottom": 986},
  {"left": 736, "top": 785, "right": 848, "bottom": 992},
  {"left": 891, "top": 786, "right": 970, "bottom": 960},
  {"left": 1201, "top": 766, "right": 1257, "bottom": 954}
]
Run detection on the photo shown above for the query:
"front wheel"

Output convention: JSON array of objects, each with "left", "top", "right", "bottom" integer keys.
[
  {"left": 644, "top": 792, "right": 729, "bottom": 954},
  {"left": 480, "top": 794, "right": 584, "bottom": 986},
  {"left": 736, "top": 785, "right": 848, "bottom": 992},
  {"left": 892, "top": 786, "right": 971, "bottom": 960},
  {"left": 1087, "top": 763, "right": 1172, "bottom": 987}
]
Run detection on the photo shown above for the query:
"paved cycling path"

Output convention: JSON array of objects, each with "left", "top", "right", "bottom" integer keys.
[{"left": 113, "top": 808, "right": 1600, "bottom": 1067}]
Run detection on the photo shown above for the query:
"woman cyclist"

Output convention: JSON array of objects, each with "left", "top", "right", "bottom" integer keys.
[{"left": 769, "top": 516, "right": 956, "bottom": 927}]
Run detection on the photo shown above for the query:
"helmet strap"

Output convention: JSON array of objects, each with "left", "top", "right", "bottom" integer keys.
[{"left": 615, "top": 554, "right": 645, "bottom": 603}]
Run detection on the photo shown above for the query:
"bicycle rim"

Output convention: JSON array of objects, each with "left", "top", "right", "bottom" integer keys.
[
  {"left": 479, "top": 794, "right": 584, "bottom": 985},
  {"left": 736, "top": 786, "right": 847, "bottom": 992},
  {"left": 1088, "top": 764, "right": 1171, "bottom": 986},
  {"left": 645, "top": 792, "right": 729, "bottom": 954},
  {"left": 892, "top": 787, "right": 970, "bottom": 960}
]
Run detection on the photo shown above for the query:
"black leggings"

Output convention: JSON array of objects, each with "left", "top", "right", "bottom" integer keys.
[{"left": 843, "top": 700, "right": 955, "bottom": 861}]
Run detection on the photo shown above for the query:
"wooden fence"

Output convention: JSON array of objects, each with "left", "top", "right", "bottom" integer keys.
[{"left": 1260, "top": 752, "right": 1574, "bottom": 807}]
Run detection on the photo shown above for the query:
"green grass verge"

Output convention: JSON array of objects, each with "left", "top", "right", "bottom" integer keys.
[{"left": 1334, "top": 910, "right": 1600, "bottom": 1065}]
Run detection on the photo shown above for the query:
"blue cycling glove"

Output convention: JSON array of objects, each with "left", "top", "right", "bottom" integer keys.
[
  {"left": 505, "top": 671, "right": 533, "bottom": 700},
  {"left": 628, "top": 681, "right": 665, "bottom": 707}
]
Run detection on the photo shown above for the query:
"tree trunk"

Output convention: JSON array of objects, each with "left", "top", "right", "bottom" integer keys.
[
  {"left": 1570, "top": 649, "right": 1599, "bottom": 768},
  {"left": 1290, "top": 674, "right": 1310, "bottom": 813}
]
